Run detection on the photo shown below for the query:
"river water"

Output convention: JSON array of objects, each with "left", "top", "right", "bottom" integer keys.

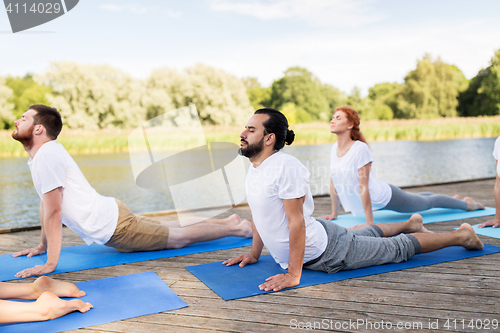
[{"left": 0, "top": 137, "right": 497, "bottom": 228}]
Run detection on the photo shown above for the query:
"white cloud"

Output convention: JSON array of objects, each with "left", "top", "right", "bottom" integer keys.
[
  {"left": 99, "top": 3, "right": 180, "bottom": 16},
  {"left": 188, "top": 18, "right": 500, "bottom": 95},
  {"left": 209, "top": 0, "right": 384, "bottom": 28},
  {"left": 100, "top": 4, "right": 148, "bottom": 14}
]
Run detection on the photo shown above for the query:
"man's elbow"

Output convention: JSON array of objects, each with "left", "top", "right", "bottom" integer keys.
[
  {"left": 45, "top": 209, "right": 62, "bottom": 223},
  {"left": 288, "top": 218, "right": 306, "bottom": 231}
]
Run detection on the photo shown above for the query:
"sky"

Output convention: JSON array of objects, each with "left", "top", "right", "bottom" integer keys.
[{"left": 1, "top": 0, "right": 500, "bottom": 95}]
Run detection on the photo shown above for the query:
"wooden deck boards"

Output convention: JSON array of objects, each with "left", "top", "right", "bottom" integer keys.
[{"left": 1, "top": 179, "right": 499, "bottom": 332}]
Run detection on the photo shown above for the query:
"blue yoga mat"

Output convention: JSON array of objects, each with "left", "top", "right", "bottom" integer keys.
[
  {"left": 0, "top": 236, "right": 252, "bottom": 282},
  {"left": 0, "top": 271, "right": 187, "bottom": 333},
  {"left": 187, "top": 244, "right": 500, "bottom": 300},
  {"left": 332, "top": 207, "right": 495, "bottom": 229}
]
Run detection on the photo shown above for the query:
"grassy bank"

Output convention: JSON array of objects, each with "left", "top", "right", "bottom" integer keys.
[{"left": 2, "top": 115, "right": 500, "bottom": 157}]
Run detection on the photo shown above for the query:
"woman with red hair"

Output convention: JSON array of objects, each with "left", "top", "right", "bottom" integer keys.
[{"left": 320, "top": 106, "right": 485, "bottom": 228}]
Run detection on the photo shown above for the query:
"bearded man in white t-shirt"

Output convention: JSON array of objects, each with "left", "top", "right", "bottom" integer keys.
[
  {"left": 11, "top": 105, "right": 252, "bottom": 279},
  {"left": 223, "top": 108, "right": 484, "bottom": 292}
]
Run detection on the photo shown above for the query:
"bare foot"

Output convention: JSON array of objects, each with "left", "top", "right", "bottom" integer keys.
[
  {"left": 228, "top": 214, "right": 242, "bottom": 225},
  {"left": 457, "top": 223, "right": 483, "bottom": 250},
  {"left": 406, "top": 214, "right": 424, "bottom": 233},
  {"left": 35, "top": 291, "right": 93, "bottom": 320},
  {"left": 236, "top": 219, "right": 253, "bottom": 238},
  {"left": 32, "top": 276, "right": 86, "bottom": 299},
  {"left": 453, "top": 194, "right": 462, "bottom": 200},
  {"left": 209, "top": 214, "right": 242, "bottom": 226},
  {"left": 464, "top": 197, "right": 485, "bottom": 211}
]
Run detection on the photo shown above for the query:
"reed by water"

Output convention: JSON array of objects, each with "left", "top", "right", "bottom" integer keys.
[{"left": 2, "top": 115, "right": 499, "bottom": 157}]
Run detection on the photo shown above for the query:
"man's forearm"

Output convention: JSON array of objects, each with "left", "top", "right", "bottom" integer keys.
[
  {"left": 43, "top": 212, "right": 62, "bottom": 268},
  {"left": 287, "top": 218, "right": 305, "bottom": 277},
  {"left": 250, "top": 223, "right": 264, "bottom": 260},
  {"left": 39, "top": 201, "right": 47, "bottom": 249}
]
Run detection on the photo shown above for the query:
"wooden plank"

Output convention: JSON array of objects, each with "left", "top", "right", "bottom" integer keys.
[{"left": 1, "top": 179, "right": 499, "bottom": 333}]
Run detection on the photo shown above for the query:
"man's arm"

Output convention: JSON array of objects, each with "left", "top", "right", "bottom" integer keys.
[
  {"left": 14, "top": 187, "right": 63, "bottom": 278},
  {"left": 223, "top": 216, "right": 264, "bottom": 267},
  {"left": 479, "top": 166, "right": 500, "bottom": 228},
  {"left": 259, "top": 196, "right": 305, "bottom": 292},
  {"left": 13, "top": 201, "right": 48, "bottom": 259}
]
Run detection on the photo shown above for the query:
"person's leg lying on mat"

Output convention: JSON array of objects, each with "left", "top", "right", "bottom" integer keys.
[
  {"left": 104, "top": 200, "right": 253, "bottom": 253},
  {"left": 330, "top": 214, "right": 483, "bottom": 273},
  {"left": 0, "top": 276, "right": 93, "bottom": 324}
]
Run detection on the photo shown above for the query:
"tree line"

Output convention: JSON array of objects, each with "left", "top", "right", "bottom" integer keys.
[{"left": 1, "top": 48, "right": 499, "bottom": 130}]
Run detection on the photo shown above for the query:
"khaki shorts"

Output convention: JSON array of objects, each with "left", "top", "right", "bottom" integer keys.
[{"left": 104, "top": 199, "right": 170, "bottom": 252}]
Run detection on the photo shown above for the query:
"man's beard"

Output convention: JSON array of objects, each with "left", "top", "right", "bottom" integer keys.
[
  {"left": 12, "top": 125, "right": 34, "bottom": 148},
  {"left": 239, "top": 137, "right": 264, "bottom": 158}
]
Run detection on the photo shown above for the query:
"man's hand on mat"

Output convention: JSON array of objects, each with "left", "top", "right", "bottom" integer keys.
[
  {"left": 222, "top": 253, "right": 258, "bottom": 267},
  {"left": 319, "top": 213, "right": 337, "bottom": 221},
  {"left": 478, "top": 218, "right": 500, "bottom": 228},
  {"left": 259, "top": 272, "right": 300, "bottom": 292},
  {"left": 15, "top": 263, "right": 57, "bottom": 278},
  {"left": 13, "top": 245, "right": 46, "bottom": 258}
]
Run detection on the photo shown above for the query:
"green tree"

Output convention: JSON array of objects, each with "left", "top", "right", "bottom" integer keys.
[
  {"left": 242, "top": 77, "right": 271, "bottom": 110},
  {"left": 458, "top": 49, "right": 500, "bottom": 116},
  {"left": 346, "top": 87, "right": 377, "bottom": 120},
  {"left": 5, "top": 74, "right": 53, "bottom": 119},
  {"left": 368, "top": 82, "right": 401, "bottom": 120},
  {"left": 148, "top": 64, "right": 253, "bottom": 125},
  {"left": 269, "top": 67, "right": 330, "bottom": 122},
  {"left": 38, "top": 62, "right": 147, "bottom": 129},
  {"left": 322, "top": 84, "right": 347, "bottom": 117},
  {"left": 396, "top": 55, "right": 467, "bottom": 118},
  {"left": 0, "top": 77, "right": 15, "bottom": 129}
]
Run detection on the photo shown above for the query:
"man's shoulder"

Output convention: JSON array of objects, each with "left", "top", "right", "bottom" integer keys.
[
  {"left": 270, "top": 151, "right": 302, "bottom": 166},
  {"left": 34, "top": 141, "right": 72, "bottom": 165},
  {"left": 275, "top": 152, "right": 308, "bottom": 176},
  {"left": 38, "top": 141, "right": 67, "bottom": 154}
]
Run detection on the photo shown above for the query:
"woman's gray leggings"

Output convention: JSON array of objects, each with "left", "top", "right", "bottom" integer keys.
[{"left": 383, "top": 184, "right": 468, "bottom": 212}]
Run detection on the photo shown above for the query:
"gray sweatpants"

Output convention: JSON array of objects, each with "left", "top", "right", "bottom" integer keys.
[
  {"left": 304, "top": 218, "right": 421, "bottom": 274},
  {"left": 383, "top": 184, "right": 468, "bottom": 212}
]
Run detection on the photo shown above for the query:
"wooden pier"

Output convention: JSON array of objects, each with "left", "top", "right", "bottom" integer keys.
[{"left": 1, "top": 179, "right": 499, "bottom": 332}]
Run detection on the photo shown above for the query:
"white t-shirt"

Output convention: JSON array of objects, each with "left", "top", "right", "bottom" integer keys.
[
  {"left": 28, "top": 141, "right": 118, "bottom": 245},
  {"left": 330, "top": 141, "right": 392, "bottom": 216},
  {"left": 494, "top": 136, "right": 500, "bottom": 177},
  {"left": 246, "top": 151, "right": 327, "bottom": 269}
]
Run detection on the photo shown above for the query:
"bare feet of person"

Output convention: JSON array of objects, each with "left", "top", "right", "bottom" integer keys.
[
  {"left": 464, "top": 197, "right": 485, "bottom": 211},
  {"left": 36, "top": 291, "right": 93, "bottom": 320},
  {"left": 210, "top": 214, "right": 242, "bottom": 226},
  {"left": 457, "top": 223, "right": 484, "bottom": 250},
  {"left": 236, "top": 219, "right": 253, "bottom": 238},
  {"left": 406, "top": 214, "right": 426, "bottom": 233},
  {"left": 228, "top": 214, "right": 242, "bottom": 225},
  {"left": 32, "top": 276, "right": 86, "bottom": 299},
  {"left": 453, "top": 194, "right": 462, "bottom": 200}
]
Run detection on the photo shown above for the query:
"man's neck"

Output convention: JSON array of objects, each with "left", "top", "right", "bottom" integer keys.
[
  {"left": 249, "top": 149, "right": 277, "bottom": 168},
  {"left": 25, "top": 139, "right": 52, "bottom": 159}
]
